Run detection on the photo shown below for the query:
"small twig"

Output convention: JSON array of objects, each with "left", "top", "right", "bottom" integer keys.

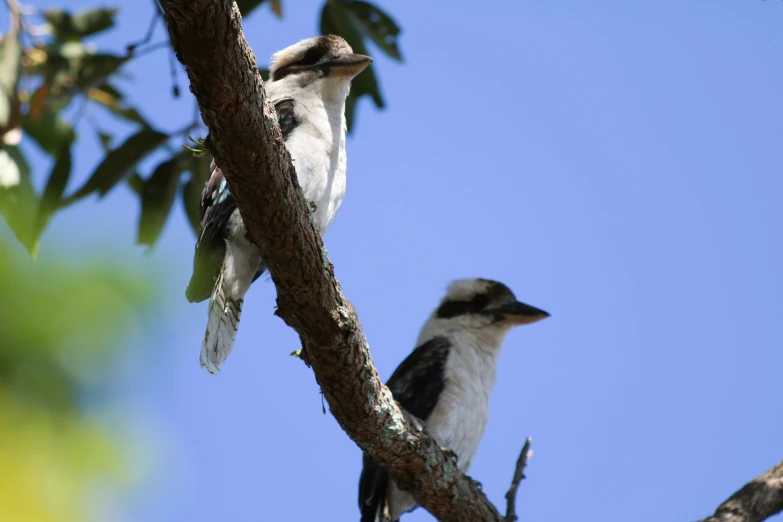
[
  {"left": 69, "top": 94, "right": 89, "bottom": 128},
  {"left": 129, "top": 40, "right": 170, "bottom": 59},
  {"left": 5, "top": 0, "right": 21, "bottom": 33},
  {"left": 5, "top": 0, "right": 44, "bottom": 47},
  {"left": 136, "top": 0, "right": 181, "bottom": 98},
  {"left": 167, "top": 43, "right": 180, "bottom": 97},
  {"left": 15, "top": 2, "right": 33, "bottom": 14},
  {"left": 126, "top": 7, "right": 161, "bottom": 54},
  {"left": 504, "top": 437, "right": 533, "bottom": 522}
]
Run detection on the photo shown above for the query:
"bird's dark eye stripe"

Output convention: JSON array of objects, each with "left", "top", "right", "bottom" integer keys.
[
  {"left": 297, "top": 47, "right": 324, "bottom": 66},
  {"left": 271, "top": 46, "right": 330, "bottom": 81},
  {"left": 436, "top": 294, "right": 490, "bottom": 319},
  {"left": 283, "top": 49, "right": 323, "bottom": 69},
  {"left": 271, "top": 64, "right": 302, "bottom": 81},
  {"left": 480, "top": 280, "right": 512, "bottom": 299}
]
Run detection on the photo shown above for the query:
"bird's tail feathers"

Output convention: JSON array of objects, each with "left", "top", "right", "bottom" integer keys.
[{"left": 200, "top": 273, "right": 243, "bottom": 374}]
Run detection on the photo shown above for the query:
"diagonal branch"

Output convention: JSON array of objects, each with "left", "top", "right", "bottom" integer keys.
[
  {"left": 157, "top": 0, "right": 504, "bottom": 520},
  {"left": 156, "top": 3, "right": 783, "bottom": 522},
  {"left": 698, "top": 459, "right": 783, "bottom": 522}
]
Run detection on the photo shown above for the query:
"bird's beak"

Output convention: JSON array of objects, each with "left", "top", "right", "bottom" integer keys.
[
  {"left": 326, "top": 54, "right": 373, "bottom": 78},
  {"left": 492, "top": 301, "right": 550, "bottom": 325}
]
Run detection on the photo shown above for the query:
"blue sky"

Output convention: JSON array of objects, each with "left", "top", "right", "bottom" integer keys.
[{"left": 3, "top": 0, "right": 783, "bottom": 521}]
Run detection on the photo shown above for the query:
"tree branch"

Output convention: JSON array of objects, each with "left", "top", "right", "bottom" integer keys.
[
  {"left": 157, "top": 3, "right": 783, "bottom": 522},
  {"left": 505, "top": 437, "right": 532, "bottom": 522},
  {"left": 157, "top": 1, "right": 505, "bottom": 520},
  {"left": 698, "top": 460, "right": 783, "bottom": 522}
]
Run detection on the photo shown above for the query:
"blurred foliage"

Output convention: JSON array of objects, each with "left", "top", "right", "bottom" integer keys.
[
  {"left": 0, "top": 238, "right": 157, "bottom": 521},
  {"left": 0, "top": 0, "right": 402, "bottom": 256}
]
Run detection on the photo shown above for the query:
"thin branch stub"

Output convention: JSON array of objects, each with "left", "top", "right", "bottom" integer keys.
[{"left": 505, "top": 437, "right": 533, "bottom": 522}]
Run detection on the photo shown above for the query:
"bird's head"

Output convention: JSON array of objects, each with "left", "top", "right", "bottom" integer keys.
[
  {"left": 426, "top": 279, "right": 549, "bottom": 343},
  {"left": 268, "top": 35, "right": 372, "bottom": 102}
]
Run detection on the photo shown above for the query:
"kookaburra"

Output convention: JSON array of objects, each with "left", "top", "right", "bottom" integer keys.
[
  {"left": 185, "top": 35, "right": 372, "bottom": 374},
  {"left": 358, "top": 278, "right": 549, "bottom": 522}
]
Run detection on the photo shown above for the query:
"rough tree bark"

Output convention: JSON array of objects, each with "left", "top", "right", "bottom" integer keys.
[
  {"left": 156, "top": 1, "right": 783, "bottom": 521},
  {"left": 158, "top": 0, "right": 505, "bottom": 520},
  {"left": 698, "top": 460, "right": 783, "bottom": 522}
]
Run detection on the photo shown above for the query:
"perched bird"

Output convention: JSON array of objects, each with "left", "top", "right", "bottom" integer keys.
[
  {"left": 185, "top": 35, "right": 372, "bottom": 374},
  {"left": 358, "top": 278, "right": 549, "bottom": 522}
]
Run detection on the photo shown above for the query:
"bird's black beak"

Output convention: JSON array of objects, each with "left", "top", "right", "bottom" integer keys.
[
  {"left": 492, "top": 301, "right": 550, "bottom": 325},
  {"left": 326, "top": 53, "right": 373, "bottom": 78}
]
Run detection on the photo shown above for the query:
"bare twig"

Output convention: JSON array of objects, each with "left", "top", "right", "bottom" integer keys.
[
  {"left": 69, "top": 94, "right": 89, "bottom": 128},
  {"left": 167, "top": 43, "right": 180, "bottom": 98},
  {"left": 4, "top": 0, "right": 21, "bottom": 34},
  {"left": 698, "top": 459, "right": 783, "bottom": 522},
  {"left": 1, "top": 0, "right": 23, "bottom": 138},
  {"left": 129, "top": 40, "right": 170, "bottom": 59},
  {"left": 5, "top": 0, "right": 44, "bottom": 47},
  {"left": 124, "top": 1, "right": 179, "bottom": 98},
  {"left": 505, "top": 437, "right": 533, "bottom": 522},
  {"left": 125, "top": 7, "right": 161, "bottom": 54}
]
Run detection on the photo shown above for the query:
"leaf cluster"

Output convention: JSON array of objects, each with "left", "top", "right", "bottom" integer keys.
[{"left": 0, "top": 0, "right": 401, "bottom": 255}]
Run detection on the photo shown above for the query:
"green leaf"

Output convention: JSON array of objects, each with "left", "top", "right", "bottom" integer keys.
[
  {"left": 39, "top": 142, "right": 72, "bottom": 211},
  {"left": 126, "top": 171, "right": 143, "bottom": 195},
  {"left": 97, "top": 131, "right": 112, "bottom": 151},
  {"left": 37, "top": 42, "right": 85, "bottom": 99},
  {"left": 35, "top": 140, "right": 73, "bottom": 245},
  {"left": 89, "top": 83, "right": 147, "bottom": 125},
  {"left": 71, "top": 8, "right": 118, "bottom": 37},
  {"left": 320, "top": 1, "right": 384, "bottom": 132},
  {"left": 137, "top": 155, "right": 186, "bottom": 246},
  {"left": 0, "top": 36, "right": 22, "bottom": 131},
  {"left": 347, "top": 2, "right": 402, "bottom": 61},
  {"left": 235, "top": 0, "right": 268, "bottom": 16},
  {"left": 43, "top": 11, "right": 74, "bottom": 39},
  {"left": 193, "top": 152, "right": 212, "bottom": 185},
  {"left": 181, "top": 177, "right": 201, "bottom": 236},
  {"left": 76, "top": 54, "right": 129, "bottom": 90},
  {"left": 44, "top": 8, "right": 118, "bottom": 41},
  {"left": 35, "top": 45, "right": 127, "bottom": 102},
  {"left": 70, "top": 128, "right": 168, "bottom": 201},
  {"left": 0, "top": 145, "right": 38, "bottom": 255},
  {"left": 181, "top": 154, "right": 211, "bottom": 236},
  {"left": 95, "top": 82, "right": 122, "bottom": 99},
  {"left": 28, "top": 85, "right": 48, "bottom": 120},
  {"left": 21, "top": 110, "right": 74, "bottom": 156},
  {"left": 259, "top": 68, "right": 270, "bottom": 82},
  {"left": 50, "top": 40, "right": 88, "bottom": 61}
]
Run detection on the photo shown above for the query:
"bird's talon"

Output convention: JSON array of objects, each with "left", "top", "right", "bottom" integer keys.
[{"left": 441, "top": 446, "right": 459, "bottom": 464}]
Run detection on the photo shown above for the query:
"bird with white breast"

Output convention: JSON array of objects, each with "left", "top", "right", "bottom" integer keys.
[
  {"left": 185, "top": 35, "right": 372, "bottom": 374},
  {"left": 358, "top": 278, "right": 549, "bottom": 522}
]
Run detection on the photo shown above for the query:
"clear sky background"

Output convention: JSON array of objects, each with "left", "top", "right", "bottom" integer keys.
[{"left": 3, "top": 0, "right": 782, "bottom": 521}]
